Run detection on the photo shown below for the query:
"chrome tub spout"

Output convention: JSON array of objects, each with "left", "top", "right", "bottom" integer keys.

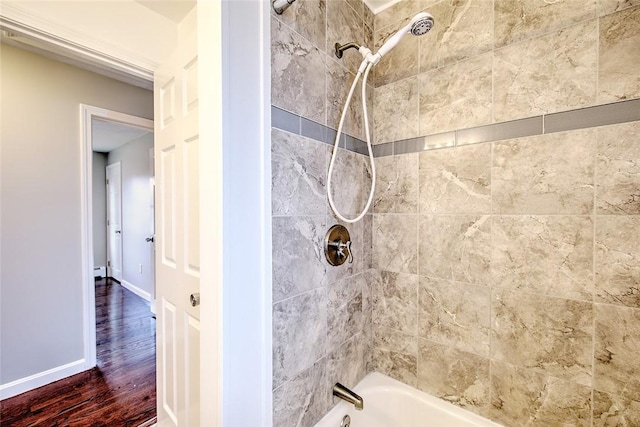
[{"left": 332, "top": 382, "right": 364, "bottom": 410}]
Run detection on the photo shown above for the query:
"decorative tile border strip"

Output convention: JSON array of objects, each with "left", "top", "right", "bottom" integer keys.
[{"left": 272, "top": 98, "right": 640, "bottom": 157}]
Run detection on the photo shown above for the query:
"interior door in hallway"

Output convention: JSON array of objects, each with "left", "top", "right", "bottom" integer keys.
[
  {"left": 154, "top": 12, "right": 200, "bottom": 427},
  {"left": 106, "top": 162, "right": 123, "bottom": 282}
]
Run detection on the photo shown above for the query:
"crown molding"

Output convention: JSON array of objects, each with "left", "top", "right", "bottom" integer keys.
[{"left": 0, "top": 2, "right": 156, "bottom": 86}]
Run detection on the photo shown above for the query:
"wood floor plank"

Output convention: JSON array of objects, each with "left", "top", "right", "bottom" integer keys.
[{"left": 0, "top": 278, "right": 156, "bottom": 426}]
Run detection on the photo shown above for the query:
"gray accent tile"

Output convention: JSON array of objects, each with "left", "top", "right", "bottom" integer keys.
[
  {"left": 300, "top": 117, "right": 325, "bottom": 143},
  {"left": 544, "top": 99, "right": 640, "bottom": 133},
  {"left": 395, "top": 133, "right": 456, "bottom": 155},
  {"left": 457, "top": 117, "right": 543, "bottom": 146},
  {"left": 373, "top": 142, "right": 394, "bottom": 157},
  {"left": 345, "top": 135, "right": 369, "bottom": 155},
  {"left": 423, "top": 132, "right": 457, "bottom": 150},
  {"left": 271, "top": 106, "right": 300, "bottom": 135},
  {"left": 325, "top": 127, "right": 346, "bottom": 147}
]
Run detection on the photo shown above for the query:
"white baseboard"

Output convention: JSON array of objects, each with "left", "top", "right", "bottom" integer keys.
[
  {"left": 121, "top": 279, "right": 151, "bottom": 301},
  {"left": 0, "top": 358, "right": 87, "bottom": 400},
  {"left": 93, "top": 266, "right": 106, "bottom": 278}
]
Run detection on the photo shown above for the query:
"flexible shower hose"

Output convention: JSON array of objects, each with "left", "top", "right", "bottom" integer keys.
[{"left": 327, "top": 60, "right": 376, "bottom": 223}]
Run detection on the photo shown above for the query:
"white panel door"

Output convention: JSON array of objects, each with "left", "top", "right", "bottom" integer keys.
[
  {"left": 154, "top": 15, "right": 201, "bottom": 427},
  {"left": 106, "top": 162, "right": 123, "bottom": 282}
]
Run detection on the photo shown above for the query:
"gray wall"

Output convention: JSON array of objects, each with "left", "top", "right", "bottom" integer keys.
[
  {"left": 107, "top": 133, "right": 154, "bottom": 297},
  {"left": 0, "top": 44, "right": 153, "bottom": 386},
  {"left": 92, "top": 152, "right": 107, "bottom": 268}
]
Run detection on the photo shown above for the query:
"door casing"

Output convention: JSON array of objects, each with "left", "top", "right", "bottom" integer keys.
[{"left": 80, "top": 105, "right": 154, "bottom": 369}]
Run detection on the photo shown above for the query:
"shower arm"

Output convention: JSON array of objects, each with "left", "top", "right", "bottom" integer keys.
[{"left": 334, "top": 42, "right": 361, "bottom": 59}]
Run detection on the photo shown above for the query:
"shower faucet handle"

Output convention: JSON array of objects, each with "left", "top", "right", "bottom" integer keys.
[{"left": 324, "top": 225, "right": 354, "bottom": 266}]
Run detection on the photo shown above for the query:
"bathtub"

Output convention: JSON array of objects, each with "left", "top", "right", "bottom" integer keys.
[{"left": 315, "top": 372, "right": 502, "bottom": 427}]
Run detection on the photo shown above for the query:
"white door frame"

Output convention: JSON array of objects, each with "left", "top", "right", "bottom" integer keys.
[{"left": 80, "top": 104, "right": 154, "bottom": 369}]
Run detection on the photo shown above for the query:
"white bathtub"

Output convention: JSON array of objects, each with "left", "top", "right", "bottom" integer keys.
[{"left": 315, "top": 372, "right": 503, "bottom": 427}]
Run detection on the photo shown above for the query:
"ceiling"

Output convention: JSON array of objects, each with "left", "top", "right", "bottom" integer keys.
[
  {"left": 92, "top": 119, "right": 152, "bottom": 153},
  {"left": 134, "top": 0, "right": 195, "bottom": 23}
]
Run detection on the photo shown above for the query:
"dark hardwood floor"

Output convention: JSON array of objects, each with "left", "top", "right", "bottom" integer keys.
[{"left": 0, "top": 278, "right": 156, "bottom": 426}]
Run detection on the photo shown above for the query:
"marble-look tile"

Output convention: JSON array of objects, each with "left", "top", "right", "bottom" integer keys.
[
  {"left": 327, "top": 272, "right": 365, "bottom": 352},
  {"left": 598, "top": 0, "right": 640, "bottom": 16},
  {"left": 327, "top": 0, "right": 364, "bottom": 75},
  {"left": 273, "top": 288, "right": 327, "bottom": 389},
  {"left": 345, "top": 0, "right": 363, "bottom": 19},
  {"left": 363, "top": 214, "right": 373, "bottom": 270},
  {"left": 372, "top": 270, "right": 418, "bottom": 334},
  {"left": 374, "top": 76, "right": 420, "bottom": 144},
  {"left": 327, "top": 147, "right": 365, "bottom": 218},
  {"left": 272, "top": 129, "right": 326, "bottom": 216},
  {"left": 491, "top": 290, "right": 593, "bottom": 386},
  {"left": 593, "top": 389, "right": 640, "bottom": 427},
  {"left": 374, "top": 0, "right": 424, "bottom": 31},
  {"left": 597, "top": 122, "right": 640, "bottom": 214},
  {"left": 273, "top": 358, "right": 329, "bottom": 427},
  {"left": 364, "top": 23, "right": 374, "bottom": 59},
  {"left": 494, "top": 0, "right": 597, "bottom": 48},
  {"left": 271, "top": 17, "right": 326, "bottom": 124},
  {"left": 417, "top": 340, "right": 490, "bottom": 416},
  {"left": 418, "top": 278, "right": 490, "bottom": 356},
  {"left": 372, "top": 214, "right": 418, "bottom": 274},
  {"left": 372, "top": 326, "right": 418, "bottom": 387},
  {"left": 363, "top": 2, "right": 374, "bottom": 31},
  {"left": 494, "top": 20, "right": 597, "bottom": 122},
  {"left": 374, "top": 20, "right": 420, "bottom": 87},
  {"left": 327, "top": 333, "right": 368, "bottom": 397},
  {"left": 419, "top": 0, "right": 493, "bottom": 72},
  {"left": 490, "top": 361, "right": 592, "bottom": 427},
  {"left": 595, "top": 216, "right": 640, "bottom": 308},
  {"left": 599, "top": 6, "right": 640, "bottom": 103},
  {"left": 418, "top": 215, "right": 492, "bottom": 284},
  {"left": 492, "top": 130, "right": 596, "bottom": 214},
  {"left": 418, "top": 144, "right": 491, "bottom": 214},
  {"left": 271, "top": 0, "right": 326, "bottom": 51},
  {"left": 492, "top": 215, "right": 594, "bottom": 301},
  {"left": 326, "top": 58, "right": 365, "bottom": 140},
  {"left": 374, "top": 154, "right": 419, "bottom": 214},
  {"left": 272, "top": 216, "right": 326, "bottom": 303},
  {"left": 594, "top": 304, "right": 640, "bottom": 396},
  {"left": 418, "top": 53, "right": 492, "bottom": 135}
]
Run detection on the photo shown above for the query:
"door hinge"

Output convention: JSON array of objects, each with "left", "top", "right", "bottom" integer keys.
[
  {"left": 107, "top": 260, "right": 111, "bottom": 267},
  {"left": 106, "top": 179, "right": 109, "bottom": 185}
]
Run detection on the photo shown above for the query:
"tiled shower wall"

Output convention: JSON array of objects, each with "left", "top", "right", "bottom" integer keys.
[
  {"left": 368, "top": 0, "right": 640, "bottom": 426},
  {"left": 270, "top": 1, "right": 375, "bottom": 426},
  {"left": 372, "top": 0, "right": 640, "bottom": 144},
  {"left": 271, "top": 0, "right": 640, "bottom": 426}
]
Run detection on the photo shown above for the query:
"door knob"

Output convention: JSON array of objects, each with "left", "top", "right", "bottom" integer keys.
[
  {"left": 190, "top": 293, "right": 200, "bottom": 307},
  {"left": 145, "top": 236, "right": 155, "bottom": 243},
  {"left": 115, "top": 230, "right": 121, "bottom": 234}
]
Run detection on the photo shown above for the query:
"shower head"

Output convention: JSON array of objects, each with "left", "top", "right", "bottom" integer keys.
[{"left": 376, "top": 12, "right": 434, "bottom": 58}]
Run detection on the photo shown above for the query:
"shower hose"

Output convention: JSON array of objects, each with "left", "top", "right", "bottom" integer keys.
[{"left": 327, "top": 59, "right": 376, "bottom": 224}]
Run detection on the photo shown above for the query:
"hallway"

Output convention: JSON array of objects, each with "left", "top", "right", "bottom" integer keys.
[{"left": 0, "top": 278, "right": 156, "bottom": 426}]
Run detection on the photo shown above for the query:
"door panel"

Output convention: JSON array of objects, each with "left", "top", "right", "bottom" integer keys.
[
  {"left": 106, "top": 162, "right": 123, "bottom": 282},
  {"left": 155, "top": 16, "right": 200, "bottom": 427}
]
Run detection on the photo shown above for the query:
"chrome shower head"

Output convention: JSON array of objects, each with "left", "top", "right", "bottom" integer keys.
[
  {"left": 376, "top": 12, "right": 434, "bottom": 58},
  {"left": 410, "top": 14, "right": 434, "bottom": 36}
]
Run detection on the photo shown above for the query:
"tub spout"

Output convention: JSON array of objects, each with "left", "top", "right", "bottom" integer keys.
[{"left": 333, "top": 382, "right": 364, "bottom": 410}]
